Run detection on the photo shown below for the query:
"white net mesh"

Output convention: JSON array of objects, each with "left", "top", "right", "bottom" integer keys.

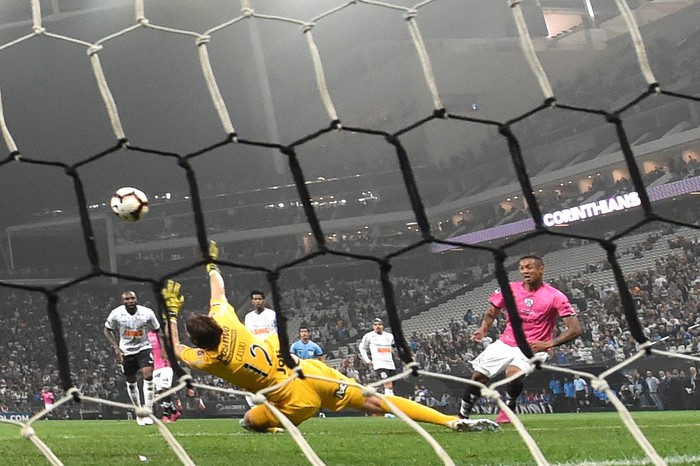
[{"left": 0, "top": 1, "right": 699, "bottom": 465}]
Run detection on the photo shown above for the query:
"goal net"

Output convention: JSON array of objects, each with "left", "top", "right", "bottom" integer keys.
[{"left": 0, "top": 0, "right": 699, "bottom": 465}]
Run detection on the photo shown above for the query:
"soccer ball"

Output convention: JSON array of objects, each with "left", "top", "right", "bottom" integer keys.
[{"left": 110, "top": 187, "right": 149, "bottom": 222}]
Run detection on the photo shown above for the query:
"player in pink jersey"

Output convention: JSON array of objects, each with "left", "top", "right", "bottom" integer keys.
[
  {"left": 41, "top": 386, "right": 55, "bottom": 418},
  {"left": 148, "top": 331, "right": 181, "bottom": 422},
  {"left": 458, "top": 255, "right": 582, "bottom": 424}
]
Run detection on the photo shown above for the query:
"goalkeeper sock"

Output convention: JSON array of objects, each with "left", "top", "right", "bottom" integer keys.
[
  {"left": 381, "top": 395, "right": 454, "bottom": 426},
  {"left": 126, "top": 382, "right": 141, "bottom": 407},
  {"left": 143, "top": 379, "right": 155, "bottom": 410}
]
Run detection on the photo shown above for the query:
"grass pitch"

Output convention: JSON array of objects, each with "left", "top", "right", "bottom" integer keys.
[{"left": 1, "top": 412, "right": 698, "bottom": 465}]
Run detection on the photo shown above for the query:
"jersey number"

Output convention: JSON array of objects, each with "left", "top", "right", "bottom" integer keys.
[{"left": 243, "top": 344, "right": 273, "bottom": 377}]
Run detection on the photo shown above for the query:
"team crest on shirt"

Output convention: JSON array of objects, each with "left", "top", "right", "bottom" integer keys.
[{"left": 524, "top": 298, "right": 534, "bottom": 307}]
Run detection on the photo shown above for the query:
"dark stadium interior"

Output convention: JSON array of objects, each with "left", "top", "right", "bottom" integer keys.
[{"left": 0, "top": 0, "right": 698, "bottom": 430}]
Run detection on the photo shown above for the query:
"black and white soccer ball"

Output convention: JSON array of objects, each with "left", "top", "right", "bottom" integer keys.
[{"left": 110, "top": 187, "right": 149, "bottom": 222}]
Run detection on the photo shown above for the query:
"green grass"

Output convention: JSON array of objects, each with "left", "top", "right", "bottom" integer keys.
[{"left": 1, "top": 412, "right": 698, "bottom": 465}]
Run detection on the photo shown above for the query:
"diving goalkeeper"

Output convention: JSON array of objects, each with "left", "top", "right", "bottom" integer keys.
[{"left": 161, "top": 241, "right": 498, "bottom": 433}]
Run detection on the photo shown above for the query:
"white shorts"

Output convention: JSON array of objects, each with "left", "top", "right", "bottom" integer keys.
[
  {"left": 470, "top": 340, "right": 548, "bottom": 378},
  {"left": 153, "top": 367, "right": 174, "bottom": 392}
]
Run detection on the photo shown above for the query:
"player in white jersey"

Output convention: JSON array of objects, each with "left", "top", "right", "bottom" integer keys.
[
  {"left": 243, "top": 290, "right": 277, "bottom": 407},
  {"left": 104, "top": 291, "right": 160, "bottom": 426},
  {"left": 360, "top": 318, "right": 397, "bottom": 401},
  {"left": 244, "top": 290, "right": 277, "bottom": 340}
]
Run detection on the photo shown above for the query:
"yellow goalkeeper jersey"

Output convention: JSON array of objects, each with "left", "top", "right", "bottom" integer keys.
[{"left": 180, "top": 298, "right": 289, "bottom": 397}]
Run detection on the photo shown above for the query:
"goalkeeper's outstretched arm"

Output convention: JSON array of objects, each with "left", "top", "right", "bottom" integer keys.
[
  {"left": 206, "top": 241, "right": 226, "bottom": 303},
  {"left": 168, "top": 319, "right": 187, "bottom": 360},
  {"left": 161, "top": 280, "right": 188, "bottom": 360},
  {"left": 209, "top": 269, "right": 226, "bottom": 303}
]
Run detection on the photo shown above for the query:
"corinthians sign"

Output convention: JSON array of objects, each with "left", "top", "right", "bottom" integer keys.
[
  {"left": 431, "top": 175, "right": 699, "bottom": 253},
  {"left": 543, "top": 192, "right": 641, "bottom": 227}
]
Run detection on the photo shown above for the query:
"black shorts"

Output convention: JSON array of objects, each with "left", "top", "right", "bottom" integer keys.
[
  {"left": 375, "top": 368, "right": 396, "bottom": 380},
  {"left": 122, "top": 349, "right": 154, "bottom": 377}
]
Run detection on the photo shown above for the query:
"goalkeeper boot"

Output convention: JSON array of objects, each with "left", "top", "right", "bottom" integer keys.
[{"left": 170, "top": 411, "right": 181, "bottom": 422}]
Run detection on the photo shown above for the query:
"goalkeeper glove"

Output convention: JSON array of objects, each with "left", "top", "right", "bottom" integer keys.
[
  {"left": 206, "top": 240, "right": 220, "bottom": 275},
  {"left": 161, "top": 280, "right": 184, "bottom": 322}
]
